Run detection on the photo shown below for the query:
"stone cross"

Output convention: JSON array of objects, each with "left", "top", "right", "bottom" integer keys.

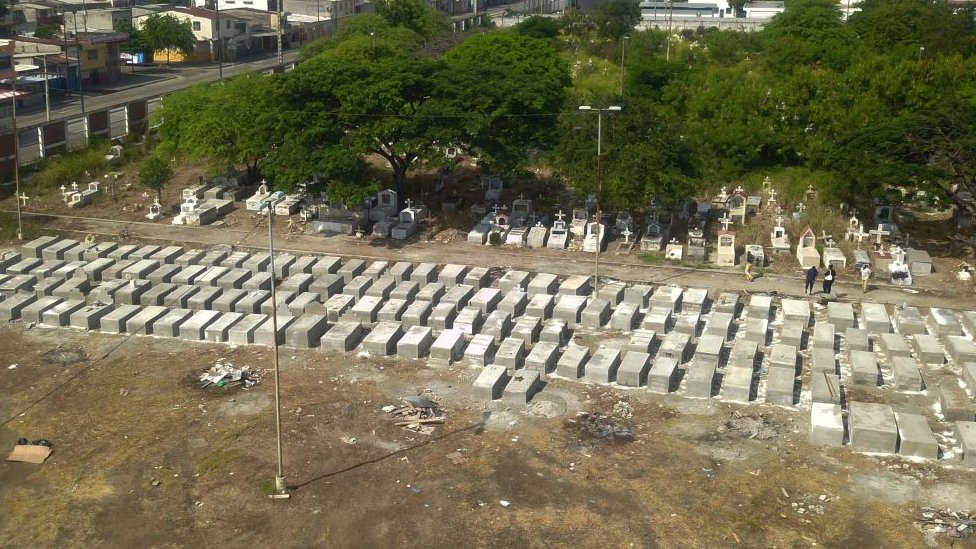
[
  {"left": 518, "top": 193, "right": 526, "bottom": 200},
  {"left": 775, "top": 206, "right": 783, "bottom": 215},
  {"left": 795, "top": 203, "right": 806, "bottom": 214},
  {"left": 718, "top": 186, "right": 728, "bottom": 202},
  {"left": 775, "top": 215, "right": 784, "bottom": 227},
  {"left": 492, "top": 204, "right": 501, "bottom": 215},
  {"left": 621, "top": 227, "right": 632, "bottom": 243},
  {"left": 825, "top": 237, "right": 836, "bottom": 248},
  {"left": 19, "top": 193, "right": 28, "bottom": 206},
  {"left": 767, "top": 188, "right": 777, "bottom": 202},
  {"left": 853, "top": 225, "right": 869, "bottom": 244},
  {"left": 719, "top": 214, "right": 734, "bottom": 231},
  {"left": 405, "top": 198, "right": 414, "bottom": 209},
  {"left": 821, "top": 230, "right": 832, "bottom": 242},
  {"left": 734, "top": 185, "right": 744, "bottom": 194},
  {"left": 869, "top": 224, "right": 890, "bottom": 245},
  {"left": 60, "top": 184, "right": 67, "bottom": 195},
  {"left": 555, "top": 210, "right": 565, "bottom": 222},
  {"left": 71, "top": 182, "right": 79, "bottom": 192}
]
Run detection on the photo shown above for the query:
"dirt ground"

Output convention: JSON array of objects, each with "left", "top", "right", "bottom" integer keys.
[
  {"left": 3, "top": 323, "right": 974, "bottom": 549},
  {"left": 4, "top": 180, "right": 976, "bottom": 546}
]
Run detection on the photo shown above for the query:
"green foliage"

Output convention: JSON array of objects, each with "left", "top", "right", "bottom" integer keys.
[
  {"left": 593, "top": 0, "right": 640, "bottom": 42},
  {"left": 559, "top": 9, "right": 595, "bottom": 42},
  {"left": 514, "top": 16, "right": 560, "bottom": 40},
  {"left": 32, "top": 139, "right": 111, "bottom": 191},
  {"left": 138, "top": 155, "right": 174, "bottom": 201},
  {"left": 374, "top": 0, "right": 448, "bottom": 40},
  {"left": 34, "top": 24, "right": 60, "bottom": 39},
  {"left": 114, "top": 19, "right": 149, "bottom": 57},
  {"left": 848, "top": 0, "right": 976, "bottom": 58},
  {"left": 140, "top": 13, "right": 196, "bottom": 63},
  {"left": 326, "top": 179, "right": 380, "bottom": 208}
]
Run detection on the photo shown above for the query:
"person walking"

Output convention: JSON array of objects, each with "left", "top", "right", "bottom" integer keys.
[
  {"left": 861, "top": 265, "right": 872, "bottom": 294},
  {"left": 823, "top": 265, "right": 836, "bottom": 294},
  {"left": 805, "top": 264, "right": 819, "bottom": 295}
]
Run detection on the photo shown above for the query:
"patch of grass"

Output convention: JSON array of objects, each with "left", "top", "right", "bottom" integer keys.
[
  {"left": 0, "top": 211, "right": 46, "bottom": 242},
  {"left": 256, "top": 477, "right": 278, "bottom": 496},
  {"left": 31, "top": 139, "right": 114, "bottom": 192},
  {"left": 196, "top": 449, "right": 242, "bottom": 476},
  {"left": 639, "top": 252, "right": 664, "bottom": 264}
]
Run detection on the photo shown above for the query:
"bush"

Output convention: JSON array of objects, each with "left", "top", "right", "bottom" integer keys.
[{"left": 32, "top": 139, "right": 113, "bottom": 192}]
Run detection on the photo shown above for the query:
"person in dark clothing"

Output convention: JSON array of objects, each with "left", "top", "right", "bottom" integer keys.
[
  {"left": 805, "top": 265, "right": 819, "bottom": 295},
  {"left": 823, "top": 265, "right": 836, "bottom": 294}
]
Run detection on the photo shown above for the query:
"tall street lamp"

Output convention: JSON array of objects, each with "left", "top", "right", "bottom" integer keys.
[
  {"left": 259, "top": 191, "right": 289, "bottom": 499},
  {"left": 2, "top": 77, "right": 23, "bottom": 241},
  {"left": 619, "top": 35, "right": 629, "bottom": 96},
  {"left": 578, "top": 105, "right": 621, "bottom": 294}
]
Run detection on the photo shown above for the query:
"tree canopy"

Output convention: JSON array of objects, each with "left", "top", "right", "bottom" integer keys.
[{"left": 140, "top": 13, "right": 195, "bottom": 64}]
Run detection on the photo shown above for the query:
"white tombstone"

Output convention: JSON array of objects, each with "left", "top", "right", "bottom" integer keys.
[
  {"left": 822, "top": 236, "right": 847, "bottom": 269},
  {"left": 547, "top": 211, "right": 569, "bottom": 250},
  {"left": 716, "top": 230, "right": 736, "bottom": 267},
  {"left": 796, "top": 226, "right": 821, "bottom": 268},
  {"left": 665, "top": 238, "right": 683, "bottom": 261},
  {"left": 770, "top": 216, "right": 790, "bottom": 250},
  {"left": 145, "top": 200, "right": 163, "bottom": 221},
  {"left": 88, "top": 181, "right": 100, "bottom": 193}
]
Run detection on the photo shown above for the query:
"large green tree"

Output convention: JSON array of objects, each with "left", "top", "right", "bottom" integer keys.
[
  {"left": 140, "top": 13, "right": 195, "bottom": 64},
  {"left": 593, "top": 0, "right": 640, "bottom": 42},
  {"left": 138, "top": 155, "right": 174, "bottom": 202},
  {"left": 373, "top": 0, "right": 448, "bottom": 40}
]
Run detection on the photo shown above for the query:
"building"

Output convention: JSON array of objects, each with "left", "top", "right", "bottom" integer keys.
[
  {"left": 14, "top": 33, "right": 126, "bottom": 88},
  {"left": 134, "top": 6, "right": 252, "bottom": 63},
  {"left": 10, "top": 3, "right": 63, "bottom": 37},
  {"left": 63, "top": 8, "right": 133, "bottom": 34}
]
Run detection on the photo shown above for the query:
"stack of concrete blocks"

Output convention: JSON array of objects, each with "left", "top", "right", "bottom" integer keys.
[
  {"left": 614, "top": 350, "right": 651, "bottom": 388},
  {"left": 826, "top": 302, "right": 856, "bottom": 331},
  {"left": 464, "top": 334, "right": 497, "bottom": 367},
  {"left": 524, "top": 341, "right": 559, "bottom": 374},
  {"left": 397, "top": 326, "right": 434, "bottom": 359},
  {"left": 494, "top": 337, "right": 527, "bottom": 371},
  {"left": 584, "top": 347, "right": 622, "bottom": 383},
  {"left": 321, "top": 321, "right": 365, "bottom": 352},
  {"left": 430, "top": 329, "right": 465, "bottom": 364},
  {"left": 810, "top": 402, "right": 845, "bottom": 446},
  {"left": 848, "top": 402, "right": 899, "bottom": 453},
  {"left": 502, "top": 370, "right": 541, "bottom": 405},
  {"left": 474, "top": 365, "right": 510, "bottom": 400},
  {"left": 557, "top": 344, "right": 590, "bottom": 379},
  {"left": 912, "top": 334, "right": 945, "bottom": 365},
  {"left": 893, "top": 306, "right": 927, "bottom": 336}
]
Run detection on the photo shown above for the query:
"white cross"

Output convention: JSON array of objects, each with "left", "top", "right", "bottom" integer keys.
[
  {"left": 775, "top": 215, "right": 784, "bottom": 226},
  {"left": 825, "top": 237, "right": 836, "bottom": 248},
  {"left": 775, "top": 206, "right": 783, "bottom": 215},
  {"left": 796, "top": 203, "right": 806, "bottom": 213},
  {"left": 869, "top": 224, "right": 890, "bottom": 245},
  {"left": 492, "top": 204, "right": 501, "bottom": 215},
  {"left": 518, "top": 193, "right": 526, "bottom": 200},
  {"left": 821, "top": 230, "right": 832, "bottom": 241},
  {"left": 767, "top": 188, "right": 777, "bottom": 202},
  {"left": 405, "top": 198, "right": 414, "bottom": 209},
  {"left": 719, "top": 214, "right": 734, "bottom": 231},
  {"left": 853, "top": 225, "right": 870, "bottom": 244},
  {"left": 19, "top": 193, "right": 28, "bottom": 206},
  {"left": 762, "top": 176, "right": 771, "bottom": 189},
  {"left": 849, "top": 213, "right": 860, "bottom": 229},
  {"left": 621, "top": 227, "right": 632, "bottom": 243},
  {"left": 555, "top": 210, "right": 566, "bottom": 222},
  {"left": 71, "top": 182, "right": 79, "bottom": 192},
  {"left": 734, "top": 185, "right": 744, "bottom": 194},
  {"left": 60, "top": 184, "right": 67, "bottom": 195}
]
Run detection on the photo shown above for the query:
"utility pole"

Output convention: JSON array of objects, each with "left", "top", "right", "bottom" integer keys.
[
  {"left": 577, "top": 105, "right": 622, "bottom": 294},
  {"left": 619, "top": 35, "right": 629, "bottom": 96},
  {"left": 261, "top": 193, "right": 288, "bottom": 500},
  {"left": 216, "top": 0, "right": 223, "bottom": 80},
  {"left": 4, "top": 77, "right": 23, "bottom": 240},
  {"left": 71, "top": 8, "right": 86, "bottom": 114},
  {"left": 277, "top": 0, "right": 284, "bottom": 68}
]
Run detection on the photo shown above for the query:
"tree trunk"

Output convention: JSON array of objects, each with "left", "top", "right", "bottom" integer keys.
[
  {"left": 157, "top": 188, "right": 163, "bottom": 204},
  {"left": 392, "top": 164, "right": 406, "bottom": 209}
]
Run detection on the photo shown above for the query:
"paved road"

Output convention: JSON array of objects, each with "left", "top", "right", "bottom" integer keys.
[
  {"left": 17, "top": 51, "right": 303, "bottom": 127},
  {"left": 3, "top": 209, "right": 967, "bottom": 310}
]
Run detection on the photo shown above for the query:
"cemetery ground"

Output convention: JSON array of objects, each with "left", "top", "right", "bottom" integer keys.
[{"left": 1, "top": 313, "right": 972, "bottom": 548}]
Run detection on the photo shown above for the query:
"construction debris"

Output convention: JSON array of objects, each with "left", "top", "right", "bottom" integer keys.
[
  {"left": 7, "top": 438, "right": 53, "bottom": 464},
  {"left": 383, "top": 397, "right": 446, "bottom": 434},
  {"left": 725, "top": 411, "right": 779, "bottom": 440},
  {"left": 916, "top": 507, "right": 975, "bottom": 540},
  {"left": 198, "top": 360, "right": 262, "bottom": 389}
]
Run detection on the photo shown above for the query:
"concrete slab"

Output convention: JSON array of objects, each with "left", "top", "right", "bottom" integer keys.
[
  {"left": 729, "top": 340, "right": 759, "bottom": 370},
  {"left": 891, "top": 356, "right": 923, "bottom": 391},
  {"left": 527, "top": 272, "right": 559, "bottom": 297},
  {"left": 713, "top": 292, "right": 739, "bottom": 315},
  {"left": 556, "top": 344, "right": 590, "bottom": 379},
  {"left": 617, "top": 351, "right": 652, "bottom": 388},
  {"left": 82, "top": 242, "right": 118, "bottom": 261},
  {"left": 703, "top": 312, "right": 733, "bottom": 341},
  {"left": 361, "top": 321, "right": 402, "bottom": 355},
  {"left": 498, "top": 270, "right": 531, "bottom": 293},
  {"left": 481, "top": 310, "right": 513, "bottom": 343},
  {"left": 284, "top": 314, "right": 329, "bottom": 348},
  {"left": 893, "top": 413, "right": 938, "bottom": 459},
  {"left": 153, "top": 309, "right": 193, "bottom": 337},
  {"left": 811, "top": 372, "right": 841, "bottom": 405},
  {"left": 748, "top": 294, "right": 773, "bottom": 320},
  {"left": 502, "top": 370, "right": 541, "bottom": 405},
  {"left": 198, "top": 249, "right": 228, "bottom": 266},
  {"left": 470, "top": 288, "right": 502, "bottom": 314},
  {"left": 22, "top": 235, "right": 60, "bottom": 258},
  {"left": 99, "top": 304, "right": 142, "bottom": 333},
  {"left": 253, "top": 315, "right": 296, "bottom": 347},
  {"left": 362, "top": 260, "right": 389, "bottom": 281},
  {"left": 163, "top": 285, "right": 201, "bottom": 309},
  {"left": 389, "top": 281, "right": 420, "bottom": 302},
  {"left": 845, "top": 328, "right": 870, "bottom": 352},
  {"left": 415, "top": 282, "right": 446, "bottom": 306},
  {"left": 20, "top": 296, "right": 63, "bottom": 324},
  {"left": 642, "top": 308, "right": 671, "bottom": 333},
  {"left": 1, "top": 274, "right": 36, "bottom": 296},
  {"left": 241, "top": 252, "right": 271, "bottom": 274},
  {"left": 336, "top": 258, "right": 367, "bottom": 284},
  {"left": 194, "top": 266, "right": 230, "bottom": 287},
  {"left": 454, "top": 306, "right": 484, "bottom": 335},
  {"left": 498, "top": 291, "right": 529, "bottom": 317},
  {"left": 321, "top": 321, "right": 364, "bottom": 352},
  {"left": 782, "top": 299, "right": 811, "bottom": 325},
  {"left": 558, "top": 275, "right": 591, "bottom": 296},
  {"left": 609, "top": 302, "right": 639, "bottom": 330},
  {"left": 280, "top": 273, "right": 314, "bottom": 294},
  {"left": 524, "top": 341, "right": 559, "bottom": 374},
  {"left": 290, "top": 256, "right": 319, "bottom": 275},
  {"left": 962, "top": 311, "right": 976, "bottom": 337},
  {"left": 388, "top": 261, "right": 413, "bottom": 283},
  {"left": 894, "top": 306, "right": 927, "bottom": 336},
  {"left": 648, "top": 356, "right": 680, "bottom": 393},
  {"left": 171, "top": 265, "right": 207, "bottom": 286},
  {"left": 187, "top": 286, "right": 223, "bottom": 310},
  {"left": 411, "top": 262, "right": 438, "bottom": 284},
  {"left": 102, "top": 259, "right": 138, "bottom": 281},
  {"left": 624, "top": 329, "right": 655, "bottom": 355},
  {"left": 939, "top": 384, "right": 975, "bottom": 421},
  {"left": 913, "top": 334, "right": 946, "bottom": 365},
  {"left": 525, "top": 294, "right": 555, "bottom": 320},
  {"left": 438, "top": 263, "right": 467, "bottom": 286},
  {"left": 859, "top": 302, "right": 892, "bottom": 334},
  {"left": 780, "top": 320, "right": 806, "bottom": 349},
  {"left": 928, "top": 307, "right": 963, "bottom": 338},
  {"left": 0, "top": 251, "right": 21, "bottom": 273},
  {"left": 463, "top": 334, "right": 497, "bottom": 367},
  {"left": 6, "top": 257, "right": 42, "bottom": 276},
  {"left": 947, "top": 335, "right": 976, "bottom": 364},
  {"left": 34, "top": 297, "right": 79, "bottom": 325},
  {"left": 227, "top": 314, "right": 268, "bottom": 345},
  {"left": 464, "top": 266, "right": 490, "bottom": 289},
  {"left": 30, "top": 277, "right": 57, "bottom": 298},
  {"left": 310, "top": 256, "right": 342, "bottom": 276},
  {"left": 401, "top": 300, "right": 432, "bottom": 329},
  {"left": 344, "top": 275, "right": 374, "bottom": 300},
  {"left": 673, "top": 312, "right": 700, "bottom": 337},
  {"left": 554, "top": 295, "right": 587, "bottom": 328},
  {"left": 768, "top": 344, "right": 799, "bottom": 373},
  {"left": 595, "top": 280, "right": 625, "bottom": 305},
  {"left": 766, "top": 367, "right": 797, "bottom": 406},
  {"left": 958, "top": 421, "right": 976, "bottom": 466},
  {"left": 213, "top": 288, "right": 247, "bottom": 312},
  {"left": 52, "top": 277, "right": 91, "bottom": 300},
  {"left": 31, "top": 261, "right": 67, "bottom": 280},
  {"left": 879, "top": 333, "right": 913, "bottom": 359},
  {"left": 827, "top": 302, "right": 856, "bottom": 330},
  {"left": 428, "top": 303, "right": 457, "bottom": 331},
  {"left": 126, "top": 305, "right": 169, "bottom": 335},
  {"left": 173, "top": 249, "right": 206, "bottom": 267},
  {"left": 812, "top": 324, "right": 835, "bottom": 351},
  {"left": 742, "top": 317, "right": 768, "bottom": 344},
  {"left": 441, "top": 284, "right": 475, "bottom": 311},
  {"left": 234, "top": 290, "right": 271, "bottom": 314},
  {"left": 205, "top": 311, "right": 244, "bottom": 343},
  {"left": 67, "top": 303, "right": 114, "bottom": 330},
  {"left": 693, "top": 334, "right": 724, "bottom": 367},
  {"left": 722, "top": 367, "right": 755, "bottom": 402},
  {"left": 849, "top": 402, "right": 898, "bottom": 453},
  {"left": 321, "top": 294, "right": 355, "bottom": 322},
  {"left": 810, "top": 403, "right": 845, "bottom": 447},
  {"left": 581, "top": 298, "right": 611, "bottom": 328},
  {"left": 108, "top": 244, "right": 139, "bottom": 262},
  {"left": 473, "top": 365, "right": 510, "bottom": 400},
  {"left": 811, "top": 348, "right": 837, "bottom": 374},
  {"left": 308, "top": 274, "right": 344, "bottom": 299},
  {"left": 128, "top": 245, "right": 161, "bottom": 260},
  {"left": 682, "top": 288, "right": 708, "bottom": 313},
  {"left": 81, "top": 258, "right": 115, "bottom": 282},
  {"left": 430, "top": 329, "right": 465, "bottom": 363},
  {"left": 685, "top": 360, "right": 716, "bottom": 398},
  {"left": 365, "top": 276, "right": 396, "bottom": 300},
  {"left": 41, "top": 238, "right": 79, "bottom": 261},
  {"left": 179, "top": 310, "right": 222, "bottom": 341},
  {"left": 964, "top": 362, "right": 976, "bottom": 391},
  {"left": 849, "top": 349, "right": 880, "bottom": 386},
  {"left": 351, "top": 295, "right": 384, "bottom": 324},
  {"left": 377, "top": 298, "right": 408, "bottom": 322},
  {"left": 147, "top": 264, "right": 181, "bottom": 285},
  {"left": 584, "top": 347, "right": 622, "bottom": 383},
  {"left": 149, "top": 245, "right": 186, "bottom": 265},
  {"left": 540, "top": 319, "right": 570, "bottom": 345},
  {"left": 493, "top": 337, "right": 526, "bottom": 370},
  {"left": 650, "top": 285, "right": 683, "bottom": 313},
  {"left": 271, "top": 254, "right": 297, "bottom": 279},
  {"left": 510, "top": 316, "right": 542, "bottom": 346},
  {"left": 623, "top": 284, "right": 653, "bottom": 309},
  {"left": 660, "top": 331, "right": 692, "bottom": 363}
]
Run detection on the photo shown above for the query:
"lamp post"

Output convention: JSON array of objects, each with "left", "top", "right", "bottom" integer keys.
[
  {"left": 277, "top": 0, "right": 285, "bottom": 68},
  {"left": 619, "top": 35, "right": 629, "bottom": 96},
  {"left": 2, "top": 78, "right": 22, "bottom": 240},
  {"left": 578, "top": 105, "right": 621, "bottom": 294},
  {"left": 259, "top": 191, "right": 288, "bottom": 499}
]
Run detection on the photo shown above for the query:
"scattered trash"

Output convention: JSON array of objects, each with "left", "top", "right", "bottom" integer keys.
[
  {"left": 381, "top": 405, "right": 397, "bottom": 413},
  {"left": 725, "top": 411, "right": 778, "bottom": 440},
  {"left": 916, "top": 507, "right": 975, "bottom": 540},
  {"left": 702, "top": 468, "right": 716, "bottom": 480},
  {"left": 42, "top": 346, "right": 87, "bottom": 366},
  {"left": 198, "top": 360, "right": 262, "bottom": 389},
  {"left": 7, "top": 364, "right": 16, "bottom": 370},
  {"left": 446, "top": 451, "right": 467, "bottom": 465},
  {"left": 119, "top": 388, "right": 130, "bottom": 397},
  {"left": 340, "top": 436, "right": 357, "bottom": 445},
  {"left": 564, "top": 412, "right": 635, "bottom": 444},
  {"left": 499, "top": 500, "right": 511, "bottom": 507},
  {"left": 410, "top": 486, "right": 423, "bottom": 494},
  {"left": 151, "top": 479, "right": 161, "bottom": 487},
  {"left": 6, "top": 438, "right": 53, "bottom": 464},
  {"left": 383, "top": 397, "right": 447, "bottom": 434}
]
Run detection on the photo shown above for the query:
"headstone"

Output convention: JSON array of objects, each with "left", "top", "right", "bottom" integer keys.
[
  {"left": 527, "top": 273, "right": 559, "bottom": 296},
  {"left": 891, "top": 356, "right": 923, "bottom": 391},
  {"left": 684, "top": 360, "right": 716, "bottom": 399},
  {"left": 321, "top": 321, "right": 364, "bottom": 352},
  {"left": 879, "top": 332, "right": 912, "bottom": 358},
  {"left": 848, "top": 402, "right": 898, "bottom": 453},
  {"left": 861, "top": 303, "right": 892, "bottom": 334},
  {"left": 826, "top": 302, "right": 856, "bottom": 330},
  {"left": 796, "top": 226, "right": 821, "bottom": 268},
  {"left": 473, "top": 365, "right": 510, "bottom": 401},
  {"left": 430, "top": 329, "right": 465, "bottom": 363},
  {"left": 845, "top": 327, "right": 870, "bottom": 352},
  {"left": 812, "top": 324, "right": 835, "bottom": 351},
  {"left": 781, "top": 299, "right": 811, "bottom": 325},
  {"left": 722, "top": 367, "right": 755, "bottom": 402},
  {"left": 894, "top": 413, "right": 939, "bottom": 460},
  {"left": 893, "top": 306, "right": 926, "bottom": 335},
  {"left": 912, "top": 334, "right": 945, "bottom": 365},
  {"left": 463, "top": 334, "right": 497, "bottom": 367},
  {"left": 584, "top": 347, "right": 622, "bottom": 384},
  {"left": 928, "top": 307, "right": 963, "bottom": 338},
  {"left": 811, "top": 372, "right": 841, "bottom": 405},
  {"left": 524, "top": 341, "right": 559, "bottom": 374},
  {"left": 556, "top": 344, "right": 590, "bottom": 379},
  {"left": 401, "top": 300, "right": 432, "bottom": 329},
  {"left": 396, "top": 325, "right": 433, "bottom": 359},
  {"left": 849, "top": 350, "right": 880, "bottom": 386},
  {"left": 810, "top": 403, "right": 845, "bottom": 446},
  {"left": 766, "top": 367, "right": 797, "bottom": 406}
]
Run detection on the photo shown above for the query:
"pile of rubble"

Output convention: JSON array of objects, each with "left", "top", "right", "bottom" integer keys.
[
  {"left": 382, "top": 397, "right": 446, "bottom": 434},
  {"left": 725, "top": 411, "right": 779, "bottom": 440},
  {"left": 916, "top": 507, "right": 975, "bottom": 540},
  {"left": 198, "top": 360, "right": 262, "bottom": 389}
]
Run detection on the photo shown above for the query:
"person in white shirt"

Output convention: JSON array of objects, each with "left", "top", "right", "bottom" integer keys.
[{"left": 861, "top": 266, "right": 872, "bottom": 294}]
